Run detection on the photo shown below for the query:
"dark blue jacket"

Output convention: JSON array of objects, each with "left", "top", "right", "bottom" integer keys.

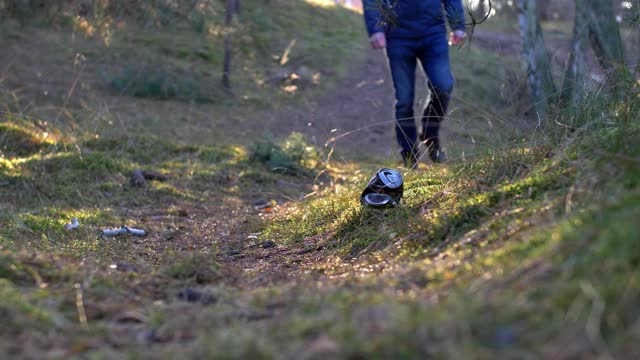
[{"left": 363, "top": 0, "right": 466, "bottom": 38}]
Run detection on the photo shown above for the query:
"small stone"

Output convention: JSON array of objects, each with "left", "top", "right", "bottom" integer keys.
[
  {"left": 494, "top": 327, "right": 517, "bottom": 347},
  {"left": 262, "top": 240, "right": 276, "bottom": 249},
  {"left": 176, "top": 209, "right": 189, "bottom": 217},
  {"left": 253, "top": 198, "right": 268, "bottom": 208},
  {"left": 129, "top": 169, "right": 146, "bottom": 187},
  {"left": 253, "top": 198, "right": 276, "bottom": 211},
  {"left": 137, "top": 329, "right": 158, "bottom": 345},
  {"left": 64, "top": 218, "right": 80, "bottom": 230},
  {"left": 114, "top": 261, "right": 138, "bottom": 273},
  {"left": 176, "top": 288, "right": 217, "bottom": 305},
  {"left": 115, "top": 310, "right": 147, "bottom": 324},
  {"left": 304, "top": 183, "right": 320, "bottom": 192},
  {"left": 307, "top": 334, "right": 339, "bottom": 356},
  {"left": 142, "top": 170, "right": 168, "bottom": 182},
  {"left": 296, "top": 66, "right": 314, "bottom": 82}
]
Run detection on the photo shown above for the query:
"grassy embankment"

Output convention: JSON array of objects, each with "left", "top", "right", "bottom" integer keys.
[
  {"left": 1, "top": 0, "right": 366, "bottom": 144},
  {"left": 1, "top": 0, "right": 640, "bottom": 358}
]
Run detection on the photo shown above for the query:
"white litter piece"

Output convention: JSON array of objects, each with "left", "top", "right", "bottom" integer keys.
[
  {"left": 102, "top": 226, "right": 146, "bottom": 237},
  {"left": 64, "top": 218, "right": 80, "bottom": 230}
]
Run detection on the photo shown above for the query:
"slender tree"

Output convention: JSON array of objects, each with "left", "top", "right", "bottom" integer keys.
[
  {"left": 475, "top": 0, "right": 486, "bottom": 19},
  {"left": 222, "top": 0, "right": 236, "bottom": 91},
  {"left": 518, "top": 0, "right": 557, "bottom": 116},
  {"left": 561, "top": 0, "right": 625, "bottom": 105},
  {"left": 560, "top": 0, "right": 589, "bottom": 105},
  {"left": 584, "top": 0, "right": 625, "bottom": 71}
]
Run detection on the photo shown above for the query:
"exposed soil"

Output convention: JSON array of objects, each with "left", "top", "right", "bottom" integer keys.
[{"left": 258, "top": 48, "right": 398, "bottom": 159}]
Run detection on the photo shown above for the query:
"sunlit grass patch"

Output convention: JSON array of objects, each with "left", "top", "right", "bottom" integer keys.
[
  {"left": 6, "top": 208, "right": 117, "bottom": 254},
  {"left": 4, "top": 151, "right": 129, "bottom": 206},
  {"left": 249, "top": 132, "right": 322, "bottom": 176},
  {"left": 261, "top": 143, "right": 568, "bottom": 259},
  {"left": 2, "top": 136, "right": 240, "bottom": 207},
  {"left": 197, "top": 145, "right": 243, "bottom": 164},
  {"left": 0, "top": 121, "right": 56, "bottom": 157},
  {"left": 261, "top": 181, "right": 359, "bottom": 244}
]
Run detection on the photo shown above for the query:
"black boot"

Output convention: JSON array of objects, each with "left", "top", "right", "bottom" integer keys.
[
  {"left": 424, "top": 138, "right": 447, "bottom": 163},
  {"left": 421, "top": 88, "right": 450, "bottom": 164}
]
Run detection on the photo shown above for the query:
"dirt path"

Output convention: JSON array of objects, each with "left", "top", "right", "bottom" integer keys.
[{"left": 258, "top": 48, "right": 398, "bottom": 160}]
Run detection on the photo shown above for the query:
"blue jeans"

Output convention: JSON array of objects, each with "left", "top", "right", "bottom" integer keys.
[{"left": 386, "top": 32, "right": 454, "bottom": 153}]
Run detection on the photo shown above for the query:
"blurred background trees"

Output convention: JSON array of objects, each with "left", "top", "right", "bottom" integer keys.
[{"left": 0, "top": 0, "right": 637, "bottom": 113}]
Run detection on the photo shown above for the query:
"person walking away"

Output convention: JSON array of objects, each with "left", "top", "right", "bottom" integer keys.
[{"left": 363, "top": 0, "right": 466, "bottom": 166}]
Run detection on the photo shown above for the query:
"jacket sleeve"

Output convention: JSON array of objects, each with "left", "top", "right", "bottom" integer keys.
[
  {"left": 443, "top": 0, "right": 466, "bottom": 31},
  {"left": 362, "top": 0, "right": 385, "bottom": 36}
]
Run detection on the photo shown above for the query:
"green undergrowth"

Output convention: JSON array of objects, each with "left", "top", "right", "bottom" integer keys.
[
  {"left": 1, "top": 0, "right": 366, "bottom": 105},
  {"left": 234, "top": 74, "right": 640, "bottom": 356},
  {"left": 249, "top": 132, "right": 322, "bottom": 176},
  {"left": 262, "top": 144, "right": 561, "bottom": 255},
  {"left": 106, "top": 63, "right": 225, "bottom": 102}
]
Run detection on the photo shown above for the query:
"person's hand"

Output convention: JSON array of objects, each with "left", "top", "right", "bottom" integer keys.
[
  {"left": 449, "top": 30, "right": 467, "bottom": 46},
  {"left": 369, "top": 32, "right": 386, "bottom": 49}
]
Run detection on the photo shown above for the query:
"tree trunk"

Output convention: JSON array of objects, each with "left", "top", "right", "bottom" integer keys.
[
  {"left": 584, "top": 0, "right": 625, "bottom": 76},
  {"left": 222, "top": 0, "right": 236, "bottom": 92},
  {"left": 560, "top": 0, "right": 625, "bottom": 105},
  {"left": 518, "top": 0, "right": 557, "bottom": 116},
  {"left": 536, "top": 0, "right": 550, "bottom": 21},
  {"left": 560, "top": 0, "right": 589, "bottom": 105},
  {"left": 475, "top": 0, "right": 486, "bottom": 20}
]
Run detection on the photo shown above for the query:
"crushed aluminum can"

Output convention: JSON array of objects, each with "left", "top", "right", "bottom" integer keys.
[
  {"left": 102, "top": 226, "right": 146, "bottom": 237},
  {"left": 64, "top": 218, "right": 80, "bottom": 230},
  {"left": 360, "top": 168, "right": 404, "bottom": 207}
]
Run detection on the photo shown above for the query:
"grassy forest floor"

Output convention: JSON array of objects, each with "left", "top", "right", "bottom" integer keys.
[{"left": 1, "top": 0, "right": 639, "bottom": 358}]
